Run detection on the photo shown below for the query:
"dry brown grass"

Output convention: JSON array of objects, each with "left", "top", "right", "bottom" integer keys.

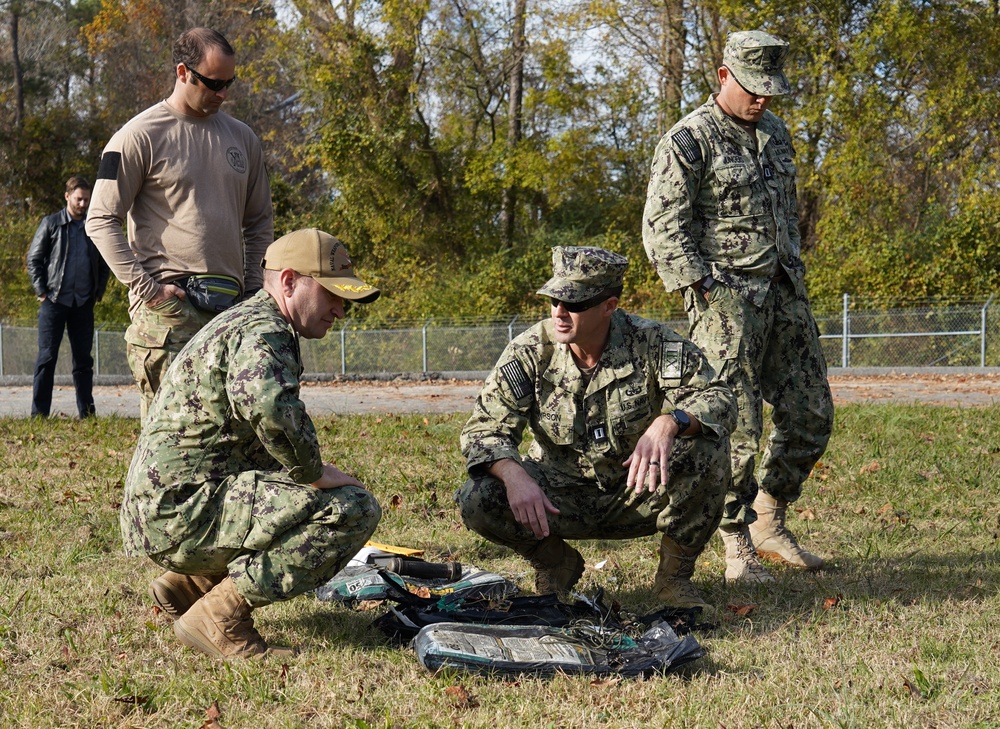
[{"left": 1, "top": 404, "right": 999, "bottom": 728}]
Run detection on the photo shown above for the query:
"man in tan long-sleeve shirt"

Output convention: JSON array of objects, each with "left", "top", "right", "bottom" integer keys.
[{"left": 87, "top": 27, "right": 273, "bottom": 419}]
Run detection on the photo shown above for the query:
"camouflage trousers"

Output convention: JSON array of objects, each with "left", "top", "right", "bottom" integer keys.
[
  {"left": 683, "top": 276, "right": 834, "bottom": 527},
  {"left": 147, "top": 473, "right": 381, "bottom": 608},
  {"left": 125, "top": 295, "right": 216, "bottom": 421},
  {"left": 455, "top": 434, "right": 729, "bottom": 555}
]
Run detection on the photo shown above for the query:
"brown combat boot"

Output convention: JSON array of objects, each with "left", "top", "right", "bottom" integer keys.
[
  {"left": 719, "top": 525, "right": 775, "bottom": 584},
  {"left": 749, "top": 492, "right": 824, "bottom": 570},
  {"left": 652, "top": 535, "right": 714, "bottom": 617},
  {"left": 524, "top": 536, "right": 585, "bottom": 595},
  {"left": 149, "top": 572, "right": 225, "bottom": 619},
  {"left": 173, "top": 577, "right": 296, "bottom": 660}
]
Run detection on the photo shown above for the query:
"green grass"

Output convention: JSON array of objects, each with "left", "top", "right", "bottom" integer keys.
[{"left": 1, "top": 404, "right": 999, "bottom": 728}]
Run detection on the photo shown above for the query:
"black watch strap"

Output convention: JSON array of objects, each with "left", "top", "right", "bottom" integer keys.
[{"left": 668, "top": 409, "right": 691, "bottom": 435}]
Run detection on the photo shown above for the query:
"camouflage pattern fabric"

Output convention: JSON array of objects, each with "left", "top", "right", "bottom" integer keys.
[
  {"left": 536, "top": 246, "right": 628, "bottom": 303},
  {"left": 643, "top": 93, "right": 834, "bottom": 527},
  {"left": 124, "top": 294, "right": 216, "bottom": 420},
  {"left": 121, "top": 290, "right": 381, "bottom": 607},
  {"left": 458, "top": 309, "right": 735, "bottom": 551},
  {"left": 683, "top": 280, "right": 833, "bottom": 525},
  {"left": 643, "top": 97, "right": 803, "bottom": 307},
  {"left": 722, "top": 30, "right": 791, "bottom": 96}
]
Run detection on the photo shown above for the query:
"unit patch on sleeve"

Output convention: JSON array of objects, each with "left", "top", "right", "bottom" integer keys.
[
  {"left": 671, "top": 128, "right": 702, "bottom": 164},
  {"left": 96, "top": 152, "right": 122, "bottom": 181},
  {"left": 660, "top": 341, "right": 684, "bottom": 380},
  {"left": 499, "top": 360, "right": 533, "bottom": 399}
]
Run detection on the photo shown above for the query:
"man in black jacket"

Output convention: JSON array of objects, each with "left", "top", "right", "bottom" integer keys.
[{"left": 26, "top": 176, "right": 111, "bottom": 418}]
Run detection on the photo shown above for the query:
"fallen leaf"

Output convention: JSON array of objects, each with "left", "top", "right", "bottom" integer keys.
[
  {"left": 409, "top": 586, "right": 432, "bottom": 598},
  {"left": 796, "top": 507, "right": 817, "bottom": 521},
  {"left": 823, "top": 594, "right": 842, "bottom": 610},
  {"left": 423, "top": 417, "right": 429, "bottom": 426},
  {"left": 357, "top": 600, "right": 384, "bottom": 612},
  {"left": 860, "top": 460, "right": 881, "bottom": 475},
  {"left": 444, "top": 684, "right": 478, "bottom": 708},
  {"left": 112, "top": 695, "right": 149, "bottom": 705},
  {"left": 590, "top": 676, "right": 622, "bottom": 687},
  {"left": 390, "top": 494, "right": 402, "bottom": 509},
  {"left": 200, "top": 700, "right": 225, "bottom": 729},
  {"left": 902, "top": 676, "right": 924, "bottom": 700},
  {"left": 726, "top": 603, "right": 757, "bottom": 617},
  {"left": 877, "top": 502, "right": 894, "bottom": 515}
]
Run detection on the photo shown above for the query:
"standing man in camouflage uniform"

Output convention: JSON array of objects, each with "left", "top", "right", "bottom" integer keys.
[
  {"left": 87, "top": 27, "right": 273, "bottom": 420},
  {"left": 642, "top": 30, "right": 834, "bottom": 583},
  {"left": 457, "top": 246, "right": 736, "bottom": 615},
  {"left": 121, "top": 229, "right": 381, "bottom": 659}
]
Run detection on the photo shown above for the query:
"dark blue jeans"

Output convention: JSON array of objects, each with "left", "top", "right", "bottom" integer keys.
[{"left": 32, "top": 298, "right": 96, "bottom": 418}]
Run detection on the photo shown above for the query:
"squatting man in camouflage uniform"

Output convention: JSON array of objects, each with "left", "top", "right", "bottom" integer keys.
[
  {"left": 120, "top": 229, "right": 382, "bottom": 659},
  {"left": 456, "top": 246, "right": 737, "bottom": 614},
  {"left": 643, "top": 30, "right": 835, "bottom": 583}
]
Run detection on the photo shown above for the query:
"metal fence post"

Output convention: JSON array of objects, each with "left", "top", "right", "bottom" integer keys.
[
  {"left": 842, "top": 293, "right": 850, "bottom": 367},
  {"left": 982, "top": 294, "right": 995, "bottom": 368},
  {"left": 422, "top": 318, "right": 432, "bottom": 372},
  {"left": 508, "top": 315, "right": 519, "bottom": 342},
  {"left": 94, "top": 324, "right": 102, "bottom": 376},
  {"left": 340, "top": 323, "right": 347, "bottom": 375}
]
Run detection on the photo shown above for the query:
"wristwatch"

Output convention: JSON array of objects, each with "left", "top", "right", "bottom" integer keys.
[
  {"left": 668, "top": 409, "right": 691, "bottom": 435},
  {"left": 698, "top": 275, "right": 715, "bottom": 295}
]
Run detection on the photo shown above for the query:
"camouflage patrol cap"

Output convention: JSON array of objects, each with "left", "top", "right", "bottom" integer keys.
[
  {"left": 723, "top": 30, "right": 790, "bottom": 96},
  {"left": 262, "top": 228, "right": 380, "bottom": 303},
  {"left": 536, "top": 246, "right": 628, "bottom": 303}
]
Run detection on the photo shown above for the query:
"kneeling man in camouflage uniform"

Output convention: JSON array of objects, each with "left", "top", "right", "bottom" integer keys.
[
  {"left": 456, "top": 246, "right": 736, "bottom": 614},
  {"left": 121, "top": 229, "right": 383, "bottom": 659}
]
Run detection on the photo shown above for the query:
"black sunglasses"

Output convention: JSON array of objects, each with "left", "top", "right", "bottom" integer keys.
[
  {"left": 550, "top": 293, "right": 613, "bottom": 313},
  {"left": 187, "top": 66, "right": 237, "bottom": 92}
]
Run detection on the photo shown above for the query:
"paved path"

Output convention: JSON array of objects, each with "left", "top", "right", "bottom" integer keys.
[{"left": 1, "top": 373, "right": 998, "bottom": 419}]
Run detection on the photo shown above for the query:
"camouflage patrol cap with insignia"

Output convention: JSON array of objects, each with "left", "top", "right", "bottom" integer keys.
[
  {"left": 536, "top": 246, "right": 628, "bottom": 304},
  {"left": 262, "top": 228, "right": 380, "bottom": 304},
  {"left": 723, "top": 29, "right": 791, "bottom": 96}
]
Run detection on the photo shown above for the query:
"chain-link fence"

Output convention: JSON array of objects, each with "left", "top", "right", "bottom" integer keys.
[{"left": 1, "top": 296, "right": 997, "bottom": 380}]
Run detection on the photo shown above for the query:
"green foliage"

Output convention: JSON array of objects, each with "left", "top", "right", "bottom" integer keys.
[{"left": 1, "top": 0, "right": 999, "bottom": 327}]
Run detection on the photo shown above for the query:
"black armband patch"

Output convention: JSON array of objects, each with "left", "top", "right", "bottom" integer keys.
[
  {"left": 499, "top": 360, "right": 533, "bottom": 399},
  {"left": 660, "top": 341, "right": 684, "bottom": 380},
  {"left": 97, "top": 152, "right": 122, "bottom": 181},
  {"left": 671, "top": 128, "right": 702, "bottom": 164}
]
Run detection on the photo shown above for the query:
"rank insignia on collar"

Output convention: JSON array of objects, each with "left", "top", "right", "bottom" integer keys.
[{"left": 590, "top": 422, "right": 609, "bottom": 443}]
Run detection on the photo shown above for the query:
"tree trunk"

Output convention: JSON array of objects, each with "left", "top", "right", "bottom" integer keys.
[
  {"left": 11, "top": 9, "right": 24, "bottom": 129},
  {"left": 659, "top": 0, "right": 685, "bottom": 135},
  {"left": 500, "top": 0, "right": 526, "bottom": 248}
]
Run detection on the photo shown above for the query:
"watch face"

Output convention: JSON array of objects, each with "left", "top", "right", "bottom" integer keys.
[{"left": 671, "top": 409, "right": 690, "bottom": 432}]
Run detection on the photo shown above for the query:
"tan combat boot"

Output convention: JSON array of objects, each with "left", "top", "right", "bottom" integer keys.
[
  {"left": 173, "top": 577, "right": 296, "bottom": 660},
  {"left": 652, "top": 535, "right": 714, "bottom": 617},
  {"left": 749, "top": 492, "right": 824, "bottom": 570},
  {"left": 149, "top": 572, "right": 225, "bottom": 619},
  {"left": 719, "top": 525, "right": 775, "bottom": 584},
  {"left": 524, "top": 536, "right": 585, "bottom": 595}
]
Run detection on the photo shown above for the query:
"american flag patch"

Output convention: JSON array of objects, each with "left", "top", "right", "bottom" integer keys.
[
  {"left": 499, "top": 360, "right": 532, "bottom": 399},
  {"left": 671, "top": 128, "right": 702, "bottom": 164}
]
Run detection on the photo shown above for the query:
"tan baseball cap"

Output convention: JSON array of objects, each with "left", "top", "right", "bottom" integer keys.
[{"left": 262, "top": 228, "right": 380, "bottom": 303}]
